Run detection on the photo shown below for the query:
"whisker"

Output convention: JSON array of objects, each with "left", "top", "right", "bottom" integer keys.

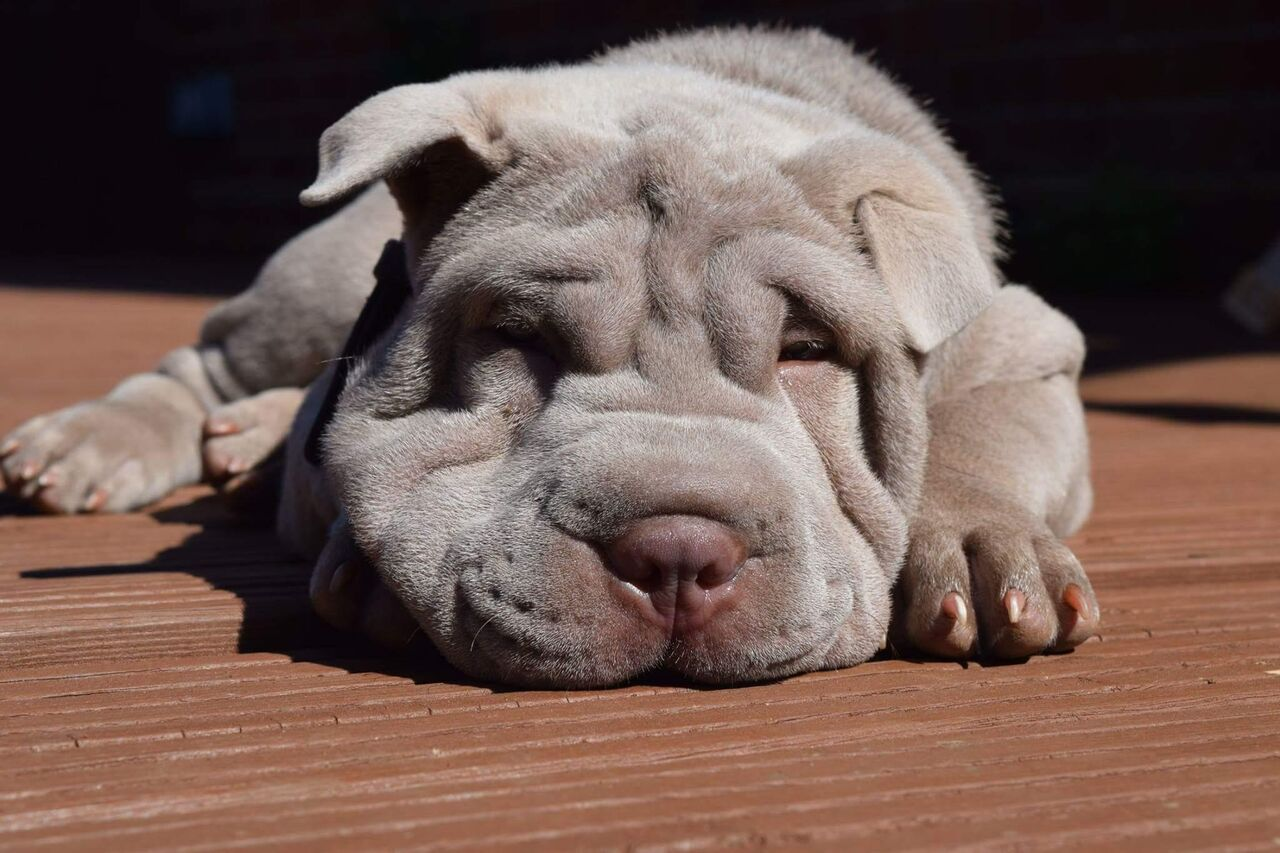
[{"left": 470, "top": 614, "right": 498, "bottom": 652}]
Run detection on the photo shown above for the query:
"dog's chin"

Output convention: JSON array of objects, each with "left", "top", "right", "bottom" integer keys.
[
  {"left": 659, "top": 578, "right": 887, "bottom": 685},
  {"left": 439, "top": 623, "right": 847, "bottom": 689},
  {"left": 447, "top": 626, "right": 869, "bottom": 689}
]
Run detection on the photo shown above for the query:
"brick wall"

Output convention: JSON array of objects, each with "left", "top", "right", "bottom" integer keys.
[{"left": 1, "top": 0, "right": 1275, "bottom": 296}]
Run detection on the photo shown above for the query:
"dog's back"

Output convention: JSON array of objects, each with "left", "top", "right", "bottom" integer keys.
[{"left": 601, "top": 27, "right": 998, "bottom": 255}]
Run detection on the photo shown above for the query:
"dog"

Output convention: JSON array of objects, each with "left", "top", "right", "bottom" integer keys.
[{"left": 1, "top": 27, "right": 1098, "bottom": 686}]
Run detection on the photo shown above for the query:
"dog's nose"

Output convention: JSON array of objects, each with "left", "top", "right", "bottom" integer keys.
[{"left": 606, "top": 515, "right": 746, "bottom": 631}]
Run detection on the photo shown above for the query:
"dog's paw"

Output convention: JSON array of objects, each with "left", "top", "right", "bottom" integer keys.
[
  {"left": 892, "top": 504, "right": 1099, "bottom": 660},
  {"left": 309, "top": 517, "right": 420, "bottom": 649},
  {"left": 1, "top": 389, "right": 201, "bottom": 514},
  {"left": 202, "top": 387, "right": 304, "bottom": 499}
]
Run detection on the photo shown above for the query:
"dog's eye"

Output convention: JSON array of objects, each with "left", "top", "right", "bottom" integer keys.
[
  {"left": 494, "top": 323, "right": 541, "bottom": 348},
  {"left": 779, "top": 339, "right": 831, "bottom": 362},
  {"left": 491, "top": 322, "right": 565, "bottom": 370}
]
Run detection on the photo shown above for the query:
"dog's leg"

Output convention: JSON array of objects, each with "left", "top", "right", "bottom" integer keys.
[
  {"left": 1, "top": 185, "right": 398, "bottom": 514},
  {"left": 893, "top": 285, "right": 1099, "bottom": 659},
  {"left": 198, "top": 386, "right": 308, "bottom": 515},
  {"left": 1, "top": 369, "right": 209, "bottom": 514}
]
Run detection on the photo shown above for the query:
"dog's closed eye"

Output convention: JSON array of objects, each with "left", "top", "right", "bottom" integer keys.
[
  {"left": 487, "top": 322, "right": 567, "bottom": 393},
  {"left": 493, "top": 322, "right": 544, "bottom": 350},
  {"left": 779, "top": 339, "right": 831, "bottom": 363},
  {"left": 778, "top": 297, "right": 836, "bottom": 368},
  {"left": 778, "top": 318, "right": 837, "bottom": 368}
]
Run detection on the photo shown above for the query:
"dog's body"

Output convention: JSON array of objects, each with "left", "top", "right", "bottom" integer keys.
[{"left": 2, "top": 28, "right": 1098, "bottom": 686}]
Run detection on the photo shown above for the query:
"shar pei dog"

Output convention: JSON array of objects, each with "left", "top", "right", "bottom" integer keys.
[{"left": 2, "top": 27, "right": 1099, "bottom": 686}]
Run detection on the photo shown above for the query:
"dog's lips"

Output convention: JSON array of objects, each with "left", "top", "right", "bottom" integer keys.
[
  {"left": 448, "top": 545, "right": 853, "bottom": 685},
  {"left": 455, "top": 593, "right": 521, "bottom": 661},
  {"left": 452, "top": 576, "right": 666, "bottom": 673},
  {"left": 452, "top": 586, "right": 547, "bottom": 670},
  {"left": 658, "top": 616, "right": 835, "bottom": 684},
  {"left": 455, "top": 587, "right": 830, "bottom": 685}
]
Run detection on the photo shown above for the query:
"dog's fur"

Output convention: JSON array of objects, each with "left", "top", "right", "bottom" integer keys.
[{"left": 1, "top": 28, "right": 1098, "bottom": 686}]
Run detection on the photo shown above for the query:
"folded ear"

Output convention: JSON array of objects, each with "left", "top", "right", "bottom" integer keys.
[
  {"left": 786, "top": 135, "right": 999, "bottom": 352},
  {"left": 856, "top": 189, "right": 996, "bottom": 351},
  {"left": 299, "top": 76, "right": 511, "bottom": 212}
]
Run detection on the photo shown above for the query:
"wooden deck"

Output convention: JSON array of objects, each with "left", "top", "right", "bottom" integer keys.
[{"left": 1, "top": 285, "right": 1278, "bottom": 850}]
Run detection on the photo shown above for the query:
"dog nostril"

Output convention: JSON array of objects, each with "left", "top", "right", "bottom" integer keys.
[
  {"left": 694, "top": 555, "right": 738, "bottom": 590},
  {"left": 606, "top": 515, "right": 747, "bottom": 598}
]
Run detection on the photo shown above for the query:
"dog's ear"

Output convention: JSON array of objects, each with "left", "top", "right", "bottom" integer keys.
[
  {"left": 786, "top": 135, "right": 998, "bottom": 352},
  {"left": 299, "top": 76, "right": 513, "bottom": 220}
]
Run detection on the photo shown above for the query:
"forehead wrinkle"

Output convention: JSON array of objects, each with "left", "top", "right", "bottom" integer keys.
[
  {"left": 550, "top": 282, "right": 640, "bottom": 372},
  {"left": 640, "top": 206, "right": 717, "bottom": 329},
  {"left": 708, "top": 228, "right": 896, "bottom": 356},
  {"left": 703, "top": 262, "right": 788, "bottom": 390},
  {"left": 434, "top": 124, "right": 847, "bottom": 361},
  {"left": 432, "top": 215, "right": 625, "bottom": 299},
  {"left": 632, "top": 169, "right": 760, "bottom": 319},
  {"left": 526, "top": 136, "right": 678, "bottom": 229}
]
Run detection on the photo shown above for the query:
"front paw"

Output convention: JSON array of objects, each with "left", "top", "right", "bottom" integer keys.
[
  {"left": 893, "top": 506, "right": 1100, "bottom": 660},
  {"left": 201, "top": 387, "right": 304, "bottom": 511},
  {"left": 309, "top": 516, "right": 420, "bottom": 649},
  {"left": 1, "top": 382, "right": 201, "bottom": 514}
]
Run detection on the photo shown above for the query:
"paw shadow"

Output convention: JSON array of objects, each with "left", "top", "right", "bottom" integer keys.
[
  {"left": 18, "top": 490, "right": 472, "bottom": 686},
  {"left": 877, "top": 642, "right": 1080, "bottom": 668},
  {"left": 1084, "top": 400, "right": 1280, "bottom": 424},
  {"left": 0, "top": 492, "right": 38, "bottom": 516}
]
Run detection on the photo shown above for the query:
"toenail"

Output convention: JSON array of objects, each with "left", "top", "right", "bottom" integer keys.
[
  {"left": 1003, "top": 588, "right": 1025, "bottom": 625},
  {"left": 36, "top": 471, "right": 57, "bottom": 488},
  {"left": 19, "top": 461, "right": 40, "bottom": 481},
  {"left": 83, "top": 489, "right": 107, "bottom": 512},
  {"left": 941, "top": 591, "right": 968, "bottom": 624},
  {"left": 205, "top": 420, "right": 239, "bottom": 436},
  {"left": 0, "top": 439, "right": 18, "bottom": 456},
  {"left": 1063, "top": 583, "right": 1092, "bottom": 622},
  {"left": 224, "top": 457, "right": 247, "bottom": 475},
  {"left": 329, "top": 561, "right": 354, "bottom": 594}
]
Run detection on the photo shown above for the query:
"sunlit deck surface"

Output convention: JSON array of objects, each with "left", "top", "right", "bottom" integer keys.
[{"left": 2, "top": 283, "right": 1278, "bottom": 850}]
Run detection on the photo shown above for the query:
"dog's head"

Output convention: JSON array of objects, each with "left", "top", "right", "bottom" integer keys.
[{"left": 302, "top": 68, "right": 998, "bottom": 686}]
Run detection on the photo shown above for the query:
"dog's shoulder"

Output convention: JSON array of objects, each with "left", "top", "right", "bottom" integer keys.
[{"left": 922, "top": 285, "right": 1087, "bottom": 404}]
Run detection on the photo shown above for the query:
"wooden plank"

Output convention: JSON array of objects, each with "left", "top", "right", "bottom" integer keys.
[{"left": 1, "top": 286, "right": 1278, "bottom": 850}]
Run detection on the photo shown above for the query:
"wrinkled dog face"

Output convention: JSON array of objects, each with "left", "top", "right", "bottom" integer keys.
[{"left": 306, "top": 68, "right": 994, "bottom": 686}]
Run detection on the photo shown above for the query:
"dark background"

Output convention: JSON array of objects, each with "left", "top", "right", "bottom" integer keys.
[{"left": 0, "top": 0, "right": 1276, "bottom": 302}]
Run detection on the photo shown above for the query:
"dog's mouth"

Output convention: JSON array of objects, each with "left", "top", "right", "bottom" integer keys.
[
  {"left": 449, "top": 563, "right": 848, "bottom": 687},
  {"left": 452, "top": 579, "right": 662, "bottom": 684},
  {"left": 659, "top": 636, "right": 822, "bottom": 683}
]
